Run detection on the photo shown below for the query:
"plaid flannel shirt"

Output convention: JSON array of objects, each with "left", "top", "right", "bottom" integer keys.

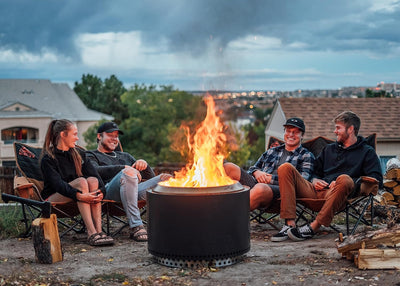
[{"left": 247, "top": 144, "right": 315, "bottom": 185}]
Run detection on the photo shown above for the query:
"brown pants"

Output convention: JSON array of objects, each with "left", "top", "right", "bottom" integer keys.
[{"left": 278, "top": 163, "right": 354, "bottom": 226}]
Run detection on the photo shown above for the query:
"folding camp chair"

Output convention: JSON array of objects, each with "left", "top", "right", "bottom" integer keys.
[
  {"left": 295, "top": 176, "right": 378, "bottom": 235},
  {"left": 249, "top": 205, "right": 280, "bottom": 230},
  {"left": 1, "top": 142, "right": 85, "bottom": 238},
  {"left": 102, "top": 200, "right": 147, "bottom": 237},
  {"left": 250, "top": 134, "right": 380, "bottom": 235},
  {"left": 296, "top": 133, "right": 379, "bottom": 235}
]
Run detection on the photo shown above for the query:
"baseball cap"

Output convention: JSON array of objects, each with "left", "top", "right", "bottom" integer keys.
[
  {"left": 97, "top": 122, "right": 124, "bottom": 135},
  {"left": 283, "top": 117, "right": 305, "bottom": 132}
]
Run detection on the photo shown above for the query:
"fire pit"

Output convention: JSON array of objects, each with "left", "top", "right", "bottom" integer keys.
[
  {"left": 147, "top": 182, "right": 250, "bottom": 267},
  {"left": 147, "top": 95, "right": 250, "bottom": 267}
]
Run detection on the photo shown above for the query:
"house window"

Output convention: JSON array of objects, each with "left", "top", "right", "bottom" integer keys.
[{"left": 1, "top": 127, "right": 38, "bottom": 144}]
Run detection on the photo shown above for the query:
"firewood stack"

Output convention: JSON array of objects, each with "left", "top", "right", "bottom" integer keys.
[
  {"left": 374, "top": 158, "right": 400, "bottom": 225},
  {"left": 336, "top": 158, "right": 400, "bottom": 270},
  {"left": 381, "top": 164, "right": 400, "bottom": 206},
  {"left": 337, "top": 225, "right": 400, "bottom": 270}
]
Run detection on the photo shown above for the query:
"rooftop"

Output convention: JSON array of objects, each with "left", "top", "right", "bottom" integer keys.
[{"left": 278, "top": 97, "right": 400, "bottom": 141}]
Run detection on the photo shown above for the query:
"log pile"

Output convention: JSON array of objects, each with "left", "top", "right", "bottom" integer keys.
[
  {"left": 373, "top": 158, "right": 400, "bottom": 226},
  {"left": 378, "top": 158, "right": 400, "bottom": 207},
  {"left": 337, "top": 225, "right": 400, "bottom": 270}
]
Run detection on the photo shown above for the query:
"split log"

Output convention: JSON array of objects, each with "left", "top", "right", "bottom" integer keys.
[
  {"left": 392, "top": 185, "right": 400, "bottom": 196},
  {"left": 385, "top": 168, "right": 400, "bottom": 181},
  {"left": 357, "top": 248, "right": 400, "bottom": 270},
  {"left": 387, "top": 201, "right": 399, "bottom": 206},
  {"left": 383, "top": 179, "right": 398, "bottom": 188},
  {"left": 337, "top": 225, "right": 400, "bottom": 257},
  {"left": 32, "top": 214, "right": 63, "bottom": 264},
  {"left": 381, "top": 191, "right": 394, "bottom": 203}
]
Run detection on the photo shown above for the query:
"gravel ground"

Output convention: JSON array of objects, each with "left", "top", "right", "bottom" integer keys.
[{"left": 0, "top": 222, "right": 399, "bottom": 286}]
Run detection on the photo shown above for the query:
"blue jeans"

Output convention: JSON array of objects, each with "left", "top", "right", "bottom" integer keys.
[{"left": 104, "top": 170, "right": 162, "bottom": 228}]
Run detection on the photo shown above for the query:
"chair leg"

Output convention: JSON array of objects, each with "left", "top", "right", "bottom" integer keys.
[
  {"left": 346, "top": 203, "right": 350, "bottom": 235},
  {"left": 346, "top": 194, "right": 374, "bottom": 235},
  {"left": 58, "top": 218, "right": 85, "bottom": 238},
  {"left": 141, "top": 207, "right": 147, "bottom": 225},
  {"left": 249, "top": 209, "right": 280, "bottom": 230},
  {"left": 296, "top": 203, "right": 341, "bottom": 233}
]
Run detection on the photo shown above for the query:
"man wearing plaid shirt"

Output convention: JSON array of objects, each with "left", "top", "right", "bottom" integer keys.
[{"left": 224, "top": 117, "right": 315, "bottom": 240}]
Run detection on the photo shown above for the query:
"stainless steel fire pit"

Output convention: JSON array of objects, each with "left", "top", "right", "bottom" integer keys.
[{"left": 147, "top": 182, "right": 250, "bottom": 268}]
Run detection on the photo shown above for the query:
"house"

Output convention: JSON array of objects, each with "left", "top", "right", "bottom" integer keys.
[
  {"left": 266, "top": 97, "right": 400, "bottom": 171},
  {"left": 0, "top": 79, "right": 112, "bottom": 166}
]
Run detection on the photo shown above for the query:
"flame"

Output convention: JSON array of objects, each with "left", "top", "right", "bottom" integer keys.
[{"left": 161, "top": 95, "right": 235, "bottom": 187}]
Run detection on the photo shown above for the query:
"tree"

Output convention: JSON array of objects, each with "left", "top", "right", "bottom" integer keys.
[
  {"left": 74, "top": 74, "right": 128, "bottom": 123},
  {"left": 74, "top": 74, "right": 103, "bottom": 110},
  {"left": 102, "top": 75, "right": 128, "bottom": 123},
  {"left": 365, "top": 88, "right": 390, "bottom": 98},
  {"left": 119, "top": 85, "right": 205, "bottom": 165},
  {"left": 225, "top": 124, "right": 252, "bottom": 168}
]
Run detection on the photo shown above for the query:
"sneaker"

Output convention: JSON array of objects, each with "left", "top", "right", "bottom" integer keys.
[
  {"left": 288, "top": 224, "right": 315, "bottom": 241},
  {"left": 271, "top": 225, "right": 292, "bottom": 242}
]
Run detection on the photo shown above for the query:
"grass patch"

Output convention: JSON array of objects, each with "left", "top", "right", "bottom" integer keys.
[
  {"left": 0, "top": 204, "right": 25, "bottom": 238},
  {"left": 90, "top": 272, "right": 128, "bottom": 285}
]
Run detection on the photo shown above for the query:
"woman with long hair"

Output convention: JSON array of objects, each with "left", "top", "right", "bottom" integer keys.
[{"left": 40, "top": 119, "right": 113, "bottom": 246}]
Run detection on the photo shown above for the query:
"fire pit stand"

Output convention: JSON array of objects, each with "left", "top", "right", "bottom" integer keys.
[{"left": 147, "top": 182, "right": 250, "bottom": 268}]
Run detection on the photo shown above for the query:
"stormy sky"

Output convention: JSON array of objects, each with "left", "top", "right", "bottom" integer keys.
[{"left": 1, "top": 0, "right": 400, "bottom": 91}]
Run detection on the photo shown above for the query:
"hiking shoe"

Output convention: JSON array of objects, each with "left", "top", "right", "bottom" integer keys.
[
  {"left": 288, "top": 224, "right": 315, "bottom": 241},
  {"left": 271, "top": 225, "right": 292, "bottom": 242}
]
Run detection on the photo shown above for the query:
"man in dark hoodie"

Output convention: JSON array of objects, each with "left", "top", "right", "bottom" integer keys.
[{"left": 274, "top": 111, "right": 383, "bottom": 241}]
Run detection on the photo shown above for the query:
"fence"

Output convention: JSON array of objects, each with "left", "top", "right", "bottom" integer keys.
[{"left": 0, "top": 166, "right": 17, "bottom": 202}]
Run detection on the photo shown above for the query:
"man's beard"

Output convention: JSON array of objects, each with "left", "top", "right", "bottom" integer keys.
[
  {"left": 100, "top": 141, "right": 115, "bottom": 152},
  {"left": 337, "top": 130, "right": 350, "bottom": 144}
]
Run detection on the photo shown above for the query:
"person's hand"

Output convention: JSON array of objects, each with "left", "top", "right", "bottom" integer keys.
[
  {"left": 132, "top": 159, "right": 147, "bottom": 171},
  {"left": 124, "top": 165, "right": 142, "bottom": 181},
  {"left": 313, "top": 178, "right": 332, "bottom": 191},
  {"left": 253, "top": 170, "right": 272, "bottom": 184},
  {"left": 160, "top": 173, "right": 173, "bottom": 181},
  {"left": 76, "top": 190, "right": 103, "bottom": 204}
]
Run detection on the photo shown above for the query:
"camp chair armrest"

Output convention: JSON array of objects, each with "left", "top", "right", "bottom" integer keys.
[
  {"left": 1, "top": 193, "right": 51, "bottom": 218},
  {"left": 360, "top": 176, "right": 379, "bottom": 184},
  {"left": 359, "top": 176, "right": 379, "bottom": 196}
]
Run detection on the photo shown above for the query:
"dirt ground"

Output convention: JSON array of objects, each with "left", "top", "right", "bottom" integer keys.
[{"left": 0, "top": 222, "right": 399, "bottom": 286}]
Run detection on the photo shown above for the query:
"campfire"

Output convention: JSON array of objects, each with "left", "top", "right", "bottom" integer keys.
[
  {"left": 160, "top": 95, "right": 235, "bottom": 188},
  {"left": 147, "top": 95, "right": 250, "bottom": 268}
]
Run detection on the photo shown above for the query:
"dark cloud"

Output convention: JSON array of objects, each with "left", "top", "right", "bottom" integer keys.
[
  {"left": 0, "top": 0, "right": 105, "bottom": 57},
  {"left": 0, "top": 0, "right": 399, "bottom": 59}
]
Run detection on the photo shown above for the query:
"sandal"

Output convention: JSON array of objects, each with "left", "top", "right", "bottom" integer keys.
[
  {"left": 87, "top": 233, "right": 114, "bottom": 246},
  {"left": 98, "top": 232, "right": 115, "bottom": 244},
  {"left": 130, "top": 225, "right": 148, "bottom": 242}
]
